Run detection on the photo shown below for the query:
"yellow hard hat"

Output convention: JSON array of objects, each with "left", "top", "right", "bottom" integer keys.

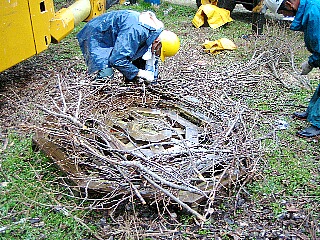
[{"left": 159, "top": 30, "right": 180, "bottom": 61}]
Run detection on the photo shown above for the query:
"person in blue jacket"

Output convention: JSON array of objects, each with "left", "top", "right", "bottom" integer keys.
[
  {"left": 265, "top": 0, "right": 320, "bottom": 137},
  {"left": 77, "top": 10, "right": 180, "bottom": 84}
]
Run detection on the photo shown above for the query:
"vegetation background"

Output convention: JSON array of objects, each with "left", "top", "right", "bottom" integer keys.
[{"left": 0, "top": 0, "right": 319, "bottom": 239}]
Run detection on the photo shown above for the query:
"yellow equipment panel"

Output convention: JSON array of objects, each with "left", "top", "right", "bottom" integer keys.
[
  {"left": 1, "top": 0, "right": 108, "bottom": 73},
  {"left": 1, "top": 0, "right": 37, "bottom": 72},
  {"left": 0, "top": 0, "right": 55, "bottom": 72},
  {"left": 29, "top": 0, "right": 55, "bottom": 53}
]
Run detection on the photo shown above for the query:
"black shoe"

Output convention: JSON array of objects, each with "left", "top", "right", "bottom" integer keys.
[
  {"left": 297, "top": 125, "right": 320, "bottom": 138},
  {"left": 90, "top": 77, "right": 112, "bottom": 92},
  {"left": 293, "top": 111, "right": 308, "bottom": 119},
  {"left": 124, "top": 77, "right": 137, "bottom": 84}
]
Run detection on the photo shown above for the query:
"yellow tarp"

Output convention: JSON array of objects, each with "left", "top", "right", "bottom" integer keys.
[
  {"left": 192, "top": 4, "right": 233, "bottom": 29},
  {"left": 202, "top": 38, "right": 237, "bottom": 54},
  {"left": 201, "top": 0, "right": 218, "bottom": 5}
]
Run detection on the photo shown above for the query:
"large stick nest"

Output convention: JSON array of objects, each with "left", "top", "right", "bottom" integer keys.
[{"left": 24, "top": 27, "right": 309, "bottom": 221}]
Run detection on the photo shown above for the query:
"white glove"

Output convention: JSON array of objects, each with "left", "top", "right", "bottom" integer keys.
[
  {"left": 137, "top": 69, "right": 154, "bottom": 82},
  {"left": 301, "top": 61, "right": 313, "bottom": 75}
]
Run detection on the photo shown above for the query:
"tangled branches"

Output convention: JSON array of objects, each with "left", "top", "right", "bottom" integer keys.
[
  {"left": 32, "top": 73, "right": 259, "bottom": 222},
  {"left": 30, "top": 31, "right": 307, "bottom": 222}
]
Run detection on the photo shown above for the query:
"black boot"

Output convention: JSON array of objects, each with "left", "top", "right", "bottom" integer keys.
[
  {"left": 293, "top": 111, "right": 308, "bottom": 119},
  {"left": 297, "top": 125, "right": 320, "bottom": 137}
]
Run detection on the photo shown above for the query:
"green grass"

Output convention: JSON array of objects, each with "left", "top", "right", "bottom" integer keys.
[
  {"left": 1, "top": 0, "right": 320, "bottom": 238},
  {"left": 248, "top": 126, "right": 320, "bottom": 215},
  {"left": 0, "top": 134, "right": 97, "bottom": 239},
  {"left": 250, "top": 153, "right": 317, "bottom": 196},
  {"left": 49, "top": 23, "right": 84, "bottom": 62}
]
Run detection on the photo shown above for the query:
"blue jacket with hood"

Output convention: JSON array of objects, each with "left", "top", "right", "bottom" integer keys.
[
  {"left": 290, "top": 0, "right": 320, "bottom": 68},
  {"left": 77, "top": 10, "right": 163, "bottom": 80}
]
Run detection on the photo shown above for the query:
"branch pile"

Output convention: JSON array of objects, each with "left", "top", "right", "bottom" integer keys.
[{"left": 31, "top": 33, "right": 307, "bottom": 221}]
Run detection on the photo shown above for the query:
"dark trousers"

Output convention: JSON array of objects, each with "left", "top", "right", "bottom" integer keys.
[{"left": 307, "top": 83, "right": 320, "bottom": 128}]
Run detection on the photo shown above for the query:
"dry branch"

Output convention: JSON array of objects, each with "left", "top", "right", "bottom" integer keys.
[{"left": 30, "top": 33, "right": 306, "bottom": 222}]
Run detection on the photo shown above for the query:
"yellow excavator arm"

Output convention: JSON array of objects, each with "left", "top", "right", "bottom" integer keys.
[{"left": 0, "top": 0, "right": 111, "bottom": 72}]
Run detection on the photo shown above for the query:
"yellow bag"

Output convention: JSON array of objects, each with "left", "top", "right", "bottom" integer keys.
[
  {"left": 192, "top": 4, "right": 233, "bottom": 29},
  {"left": 202, "top": 38, "right": 237, "bottom": 54}
]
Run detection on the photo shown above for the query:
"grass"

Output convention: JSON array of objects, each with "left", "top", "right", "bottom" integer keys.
[
  {"left": 249, "top": 154, "right": 317, "bottom": 196},
  {"left": 1, "top": 0, "right": 319, "bottom": 238},
  {"left": 0, "top": 134, "right": 97, "bottom": 239}
]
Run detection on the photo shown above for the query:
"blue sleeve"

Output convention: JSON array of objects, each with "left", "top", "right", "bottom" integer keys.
[
  {"left": 291, "top": 0, "right": 320, "bottom": 68},
  {"left": 306, "top": 8, "right": 320, "bottom": 68},
  {"left": 109, "top": 28, "right": 144, "bottom": 80}
]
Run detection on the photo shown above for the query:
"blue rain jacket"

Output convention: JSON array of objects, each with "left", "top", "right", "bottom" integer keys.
[
  {"left": 306, "top": 83, "right": 320, "bottom": 128},
  {"left": 290, "top": 0, "right": 320, "bottom": 68},
  {"left": 77, "top": 10, "right": 163, "bottom": 80},
  {"left": 290, "top": 0, "right": 320, "bottom": 127}
]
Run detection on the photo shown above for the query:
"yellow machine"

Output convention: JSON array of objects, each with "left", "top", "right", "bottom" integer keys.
[{"left": 0, "top": 0, "right": 125, "bottom": 73}]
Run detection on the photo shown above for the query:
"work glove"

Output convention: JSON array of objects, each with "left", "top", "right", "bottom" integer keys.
[
  {"left": 137, "top": 69, "right": 154, "bottom": 82},
  {"left": 301, "top": 61, "right": 313, "bottom": 75}
]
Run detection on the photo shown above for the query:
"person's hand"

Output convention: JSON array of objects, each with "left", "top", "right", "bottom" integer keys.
[
  {"left": 137, "top": 70, "right": 154, "bottom": 82},
  {"left": 301, "top": 61, "right": 313, "bottom": 75}
]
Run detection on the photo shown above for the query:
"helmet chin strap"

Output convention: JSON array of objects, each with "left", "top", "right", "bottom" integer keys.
[{"left": 151, "top": 38, "right": 161, "bottom": 56}]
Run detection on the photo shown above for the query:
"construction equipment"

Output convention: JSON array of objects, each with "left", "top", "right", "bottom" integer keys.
[{"left": 0, "top": 0, "right": 123, "bottom": 73}]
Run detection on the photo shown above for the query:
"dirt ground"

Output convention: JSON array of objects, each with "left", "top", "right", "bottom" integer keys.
[{"left": 0, "top": 2, "right": 319, "bottom": 239}]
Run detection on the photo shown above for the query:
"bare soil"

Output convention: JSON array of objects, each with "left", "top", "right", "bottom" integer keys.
[{"left": 0, "top": 6, "right": 319, "bottom": 240}]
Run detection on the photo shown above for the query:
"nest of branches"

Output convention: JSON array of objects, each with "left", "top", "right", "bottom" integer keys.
[{"left": 28, "top": 29, "right": 309, "bottom": 222}]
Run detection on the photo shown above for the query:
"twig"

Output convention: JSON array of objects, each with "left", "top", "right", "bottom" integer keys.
[
  {"left": 225, "top": 108, "right": 245, "bottom": 137},
  {"left": 57, "top": 74, "right": 67, "bottom": 113},
  {"left": 117, "top": 166, "right": 146, "bottom": 205},
  {"left": 80, "top": 138, "right": 206, "bottom": 195},
  {"left": 143, "top": 175, "right": 206, "bottom": 222},
  {"left": 75, "top": 91, "right": 82, "bottom": 119}
]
